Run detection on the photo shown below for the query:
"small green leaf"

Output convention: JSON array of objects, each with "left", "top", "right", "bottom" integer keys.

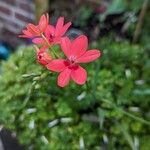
[
  {"left": 107, "top": 0, "right": 127, "bottom": 14},
  {"left": 117, "top": 122, "right": 137, "bottom": 150},
  {"left": 97, "top": 108, "right": 106, "bottom": 129},
  {"left": 100, "top": 0, "right": 127, "bottom": 21}
]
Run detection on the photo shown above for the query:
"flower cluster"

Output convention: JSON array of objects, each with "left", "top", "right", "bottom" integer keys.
[{"left": 20, "top": 14, "right": 101, "bottom": 87}]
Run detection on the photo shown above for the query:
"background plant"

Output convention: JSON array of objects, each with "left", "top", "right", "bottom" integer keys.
[{"left": 0, "top": 37, "right": 150, "bottom": 149}]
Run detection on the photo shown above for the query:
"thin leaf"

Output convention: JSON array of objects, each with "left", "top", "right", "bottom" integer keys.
[
  {"left": 116, "top": 122, "right": 137, "bottom": 150},
  {"left": 97, "top": 108, "right": 106, "bottom": 129}
]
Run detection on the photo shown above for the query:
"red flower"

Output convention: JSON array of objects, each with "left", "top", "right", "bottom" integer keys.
[
  {"left": 19, "top": 14, "right": 49, "bottom": 38},
  {"left": 32, "top": 17, "right": 71, "bottom": 45},
  {"left": 46, "top": 35, "right": 101, "bottom": 87},
  {"left": 34, "top": 46, "right": 52, "bottom": 65}
]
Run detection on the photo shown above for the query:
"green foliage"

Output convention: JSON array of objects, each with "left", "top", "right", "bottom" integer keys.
[
  {"left": 100, "top": 0, "right": 127, "bottom": 21},
  {"left": 139, "top": 10, "right": 150, "bottom": 48},
  {"left": 0, "top": 40, "right": 150, "bottom": 149},
  {"left": 73, "top": 6, "right": 93, "bottom": 28},
  {"left": 99, "top": 0, "right": 145, "bottom": 22},
  {"left": 127, "top": 0, "right": 144, "bottom": 12}
]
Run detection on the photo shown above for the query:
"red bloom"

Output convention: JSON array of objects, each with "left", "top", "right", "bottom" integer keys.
[
  {"left": 46, "top": 35, "right": 101, "bottom": 87},
  {"left": 19, "top": 14, "right": 49, "bottom": 38},
  {"left": 34, "top": 46, "right": 52, "bottom": 65},
  {"left": 32, "top": 17, "right": 71, "bottom": 45}
]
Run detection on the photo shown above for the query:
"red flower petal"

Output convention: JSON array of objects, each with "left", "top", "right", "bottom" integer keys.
[
  {"left": 38, "top": 14, "right": 48, "bottom": 32},
  {"left": 71, "top": 35, "right": 88, "bottom": 58},
  {"left": 55, "top": 17, "right": 64, "bottom": 36},
  {"left": 32, "top": 38, "right": 45, "bottom": 44},
  {"left": 46, "top": 13, "right": 49, "bottom": 23},
  {"left": 46, "top": 59, "right": 66, "bottom": 72},
  {"left": 58, "top": 68, "right": 71, "bottom": 87},
  {"left": 42, "top": 52, "right": 52, "bottom": 63},
  {"left": 52, "top": 37, "right": 61, "bottom": 44},
  {"left": 45, "top": 25, "right": 55, "bottom": 38},
  {"left": 27, "top": 24, "right": 40, "bottom": 36},
  {"left": 37, "top": 52, "right": 52, "bottom": 65},
  {"left": 71, "top": 66, "right": 87, "bottom": 85},
  {"left": 61, "top": 37, "right": 72, "bottom": 58},
  {"left": 58, "top": 22, "right": 72, "bottom": 36},
  {"left": 22, "top": 30, "right": 33, "bottom": 37},
  {"left": 77, "top": 50, "right": 101, "bottom": 63},
  {"left": 19, "top": 31, "right": 32, "bottom": 38}
]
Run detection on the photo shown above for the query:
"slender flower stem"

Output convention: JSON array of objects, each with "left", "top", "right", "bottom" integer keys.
[
  {"left": 41, "top": 33, "right": 60, "bottom": 58},
  {"left": 33, "top": 45, "right": 39, "bottom": 52}
]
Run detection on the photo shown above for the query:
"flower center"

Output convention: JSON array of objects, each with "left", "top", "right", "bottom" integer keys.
[
  {"left": 69, "top": 56, "right": 76, "bottom": 64},
  {"left": 49, "top": 33, "right": 55, "bottom": 42},
  {"left": 64, "top": 56, "right": 78, "bottom": 69}
]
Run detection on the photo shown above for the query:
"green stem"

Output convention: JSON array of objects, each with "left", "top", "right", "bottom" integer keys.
[
  {"left": 100, "top": 98, "right": 150, "bottom": 126},
  {"left": 22, "top": 81, "right": 36, "bottom": 107},
  {"left": 41, "top": 34, "right": 60, "bottom": 58},
  {"left": 119, "top": 108, "right": 150, "bottom": 125}
]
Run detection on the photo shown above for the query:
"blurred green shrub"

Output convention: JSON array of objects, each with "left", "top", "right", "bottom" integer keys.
[
  {"left": 99, "top": 0, "right": 145, "bottom": 22},
  {"left": 0, "top": 39, "right": 150, "bottom": 150},
  {"left": 73, "top": 6, "right": 93, "bottom": 28}
]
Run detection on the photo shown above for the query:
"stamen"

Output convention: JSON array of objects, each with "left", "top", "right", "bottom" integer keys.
[{"left": 69, "top": 56, "right": 76, "bottom": 63}]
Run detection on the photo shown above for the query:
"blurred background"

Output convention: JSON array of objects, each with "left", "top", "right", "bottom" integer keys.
[{"left": 0, "top": 0, "right": 150, "bottom": 150}]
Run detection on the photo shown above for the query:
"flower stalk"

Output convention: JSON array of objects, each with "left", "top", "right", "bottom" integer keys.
[{"left": 41, "top": 33, "right": 60, "bottom": 58}]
